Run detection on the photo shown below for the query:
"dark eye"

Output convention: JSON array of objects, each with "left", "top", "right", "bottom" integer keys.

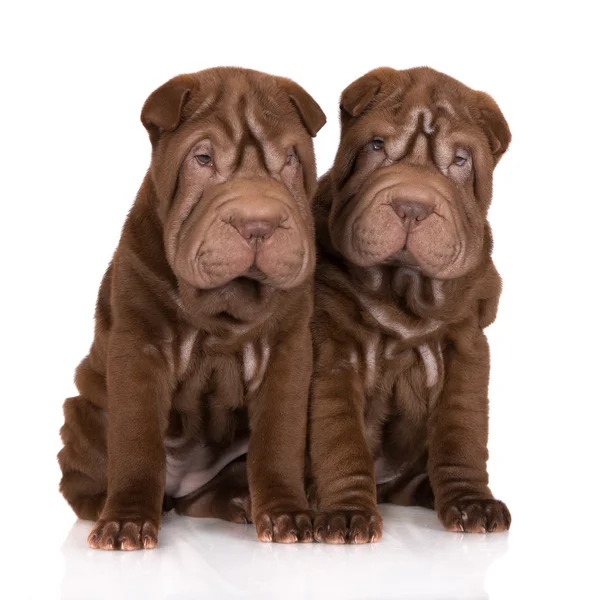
[
  {"left": 453, "top": 151, "right": 469, "bottom": 167},
  {"left": 371, "top": 137, "right": 385, "bottom": 151},
  {"left": 195, "top": 154, "right": 212, "bottom": 166}
]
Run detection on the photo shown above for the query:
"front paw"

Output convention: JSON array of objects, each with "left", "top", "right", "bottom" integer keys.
[
  {"left": 438, "top": 498, "right": 511, "bottom": 533},
  {"left": 314, "top": 508, "right": 383, "bottom": 544},
  {"left": 254, "top": 509, "right": 313, "bottom": 543},
  {"left": 87, "top": 517, "right": 159, "bottom": 550}
]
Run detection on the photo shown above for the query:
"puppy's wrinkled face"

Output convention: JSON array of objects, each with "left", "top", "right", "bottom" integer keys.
[
  {"left": 142, "top": 68, "right": 325, "bottom": 290},
  {"left": 167, "top": 113, "right": 312, "bottom": 291},
  {"left": 329, "top": 67, "right": 510, "bottom": 280}
]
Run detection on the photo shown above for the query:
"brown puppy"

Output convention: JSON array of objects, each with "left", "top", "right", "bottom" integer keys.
[
  {"left": 58, "top": 67, "right": 326, "bottom": 549},
  {"left": 309, "top": 67, "right": 511, "bottom": 543}
]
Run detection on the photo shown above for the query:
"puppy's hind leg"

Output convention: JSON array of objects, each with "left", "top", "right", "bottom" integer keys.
[
  {"left": 58, "top": 396, "right": 108, "bottom": 521},
  {"left": 172, "top": 456, "right": 252, "bottom": 524},
  {"left": 378, "top": 472, "right": 435, "bottom": 509},
  {"left": 376, "top": 455, "right": 435, "bottom": 510}
]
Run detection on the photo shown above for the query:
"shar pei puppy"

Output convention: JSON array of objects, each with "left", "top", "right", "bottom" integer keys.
[
  {"left": 309, "top": 66, "right": 511, "bottom": 543},
  {"left": 58, "top": 67, "right": 325, "bottom": 549}
]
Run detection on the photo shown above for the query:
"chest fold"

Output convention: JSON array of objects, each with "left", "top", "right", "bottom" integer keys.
[{"left": 351, "top": 334, "right": 446, "bottom": 403}]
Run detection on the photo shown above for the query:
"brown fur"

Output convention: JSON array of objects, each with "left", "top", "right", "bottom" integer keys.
[
  {"left": 58, "top": 67, "right": 326, "bottom": 549},
  {"left": 309, "top": 67, "right": 511, "bottom": 544}
]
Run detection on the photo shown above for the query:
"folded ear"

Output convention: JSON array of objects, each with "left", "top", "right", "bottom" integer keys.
[
  {"left": 340, "top": 73, "right": 382, "bottom": 118},
  {"left": 141, "top": 74, "right": 195, "bottom": 145},
  {"left": 278, "top": 77, "right": 326, "bottom": 137},
  {"left": 475, "top": 91, "right": 511, "bottom": 162}
]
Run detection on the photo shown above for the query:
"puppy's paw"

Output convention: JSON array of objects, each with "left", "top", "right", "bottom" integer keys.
[
  {"left": 254, "top": 510, "right": 313, "bottom": 543},
  {"left": 87, "top": 518, "right": 159, "bottom": 550},
  {"left": 439, "top": 499, "right": 511, "bottom": 533},
  {"left": 314, "top": 508, "right": 382, "bottom": 544}
]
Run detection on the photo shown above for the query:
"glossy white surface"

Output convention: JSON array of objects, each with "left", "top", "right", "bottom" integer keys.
[
  {"left": 60, "top": 508, "right": 505, "bottom": 600},
  {"left": 5, "top": 497, "right": 595, "bottom": 600}
]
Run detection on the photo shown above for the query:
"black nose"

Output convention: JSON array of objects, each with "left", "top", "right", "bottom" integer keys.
[
  {"left": 392, "top": 201, "right": 433, "bottom": 226},
  {"left": 233, "top": 219, "right": 276, "bottom": 240}
]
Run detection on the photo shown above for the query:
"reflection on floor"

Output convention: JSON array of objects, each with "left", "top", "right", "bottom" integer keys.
[{"left": 59, "top": 505, "right": 509, "bottom": 600}]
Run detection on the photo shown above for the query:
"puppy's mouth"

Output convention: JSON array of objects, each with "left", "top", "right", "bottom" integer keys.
[
  {"left": 243, "top": 264, "right": 269, "bottom": 282},
  {"left": 384, "top": 248, "right": 421, "bottom": 269},
  {"left": 229, "top": 274, "right": 264, "bottom": 292},
  {"left": 209, "top": 275, "right": 271, "bottom": 309}
]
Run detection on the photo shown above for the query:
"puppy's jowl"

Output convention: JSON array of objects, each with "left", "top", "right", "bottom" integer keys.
[
  {"left": 58, "top": 67, "right": 325, "bottom": 549},
  {"left": 310, "top": 67, "right": 511, "bottom": 543}
]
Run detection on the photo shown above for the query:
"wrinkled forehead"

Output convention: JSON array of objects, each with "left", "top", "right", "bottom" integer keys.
[
  {"left": 185, "top": 75, "right": 302, "bottom": 150},
  {"left": 349, "top": 77, "right": 479, "bottom": 153}
]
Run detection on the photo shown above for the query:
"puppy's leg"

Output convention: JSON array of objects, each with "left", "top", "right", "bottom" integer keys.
[
  {"left": 376, "top": 454, "right": 434, "bottom": 509},
  {"left": 310, "top": 342, "right": 382, "bottom": 544},
  {"left": 85, "top": 331, "right": 174, "bottom": 551},
  {"left": 247, "top": 321, "right": 314, "bottom": 544},
  {"left": 397, "top": 474, "right": 434, "bottom": 509},
  {"left": 58, "top": 395, "right": 107, "bottom": 521},
  {"left": 428, "top": 326, "right": 511, "bottom": 533},
  {"left": 172, "top": 457, "right": 251, "bottom": 524}
]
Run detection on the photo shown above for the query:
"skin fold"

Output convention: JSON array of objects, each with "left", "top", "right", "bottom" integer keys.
[{"left": 309, "top": 67, "right": 511, "bottom": 544}]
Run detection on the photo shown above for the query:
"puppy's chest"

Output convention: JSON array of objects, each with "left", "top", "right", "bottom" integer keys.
[
  {"left": 165, "top": 332, "right": 272, "bottom": 439},
  {"left": 353, "top": 332, "right": 445, "bottom": 402},
  {"left": 360, "top": 334, "right": 445, "bottom": 465},
  {"left": 165, "top": 327, "right": 271, "bottom": 395},
  {"left": 163, "top": 335, "right": 271, "bottom": 499}
]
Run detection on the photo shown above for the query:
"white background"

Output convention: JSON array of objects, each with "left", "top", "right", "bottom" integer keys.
[{"left": 1, "top": 1, "right": 598, "bottom": 598}]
